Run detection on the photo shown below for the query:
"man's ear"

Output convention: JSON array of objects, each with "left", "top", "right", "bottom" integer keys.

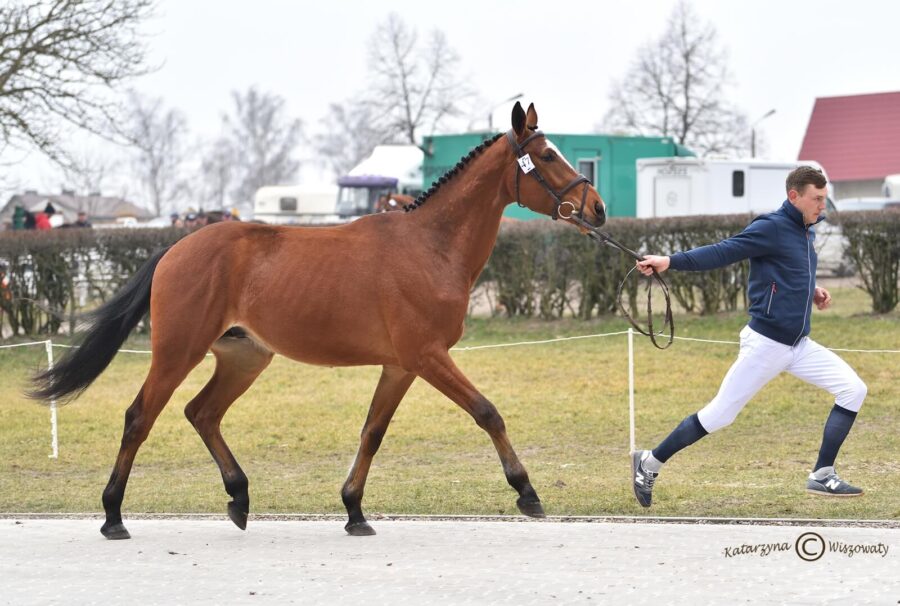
[{"left": 511, "top": 102, "right": 526, "bottom": 136}]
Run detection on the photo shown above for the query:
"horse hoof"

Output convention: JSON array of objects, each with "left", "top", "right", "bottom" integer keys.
[
  {"left": 100, "top": 522, "right": 131, "bottom": 540},
  {"left": 345, "top": 521, "right": 376, "bottom": 536},
  {"left": 228, "top": 501, "right": 248, "bottom": 530},
  {"left": 517, "top": 497, "right": 546, "bottom": 518}
]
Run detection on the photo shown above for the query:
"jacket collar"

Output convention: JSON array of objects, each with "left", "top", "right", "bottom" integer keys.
[{"left": 780, "top": 199, "right": 825, "bottom": 228}]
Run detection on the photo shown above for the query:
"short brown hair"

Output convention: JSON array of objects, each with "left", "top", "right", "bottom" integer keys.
[{"left": 786, "top": 165, "right": 827, "bottom": 195}]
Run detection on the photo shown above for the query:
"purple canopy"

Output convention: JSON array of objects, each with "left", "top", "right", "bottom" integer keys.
[{"left": 337, "top": 175, "right": 398, "bottom": 188}]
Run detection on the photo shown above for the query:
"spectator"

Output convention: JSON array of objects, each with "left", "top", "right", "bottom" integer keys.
[{"left": 74, "top": 211, "right": 93, "bottom": 228}]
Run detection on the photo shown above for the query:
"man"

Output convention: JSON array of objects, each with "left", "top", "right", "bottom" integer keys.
[
  {"left": 631, "top": 166, "right": 867, "bottom": 507},
  {"left": 74, "top": 211, "right": 93, "bottom": 228}
]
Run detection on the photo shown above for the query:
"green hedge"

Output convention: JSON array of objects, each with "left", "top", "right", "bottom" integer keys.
[
  {"left": 2, "top": 211, "right": 896, "bottom": 339},
  {"left": 480, "top": 215, "right": 752, "bottom": 319},
  {"left": 0, "top": 228, "right": 186, "bottom": 337},
  {"left": 838, "top": 210, "right": 900, "bottom": 313}
]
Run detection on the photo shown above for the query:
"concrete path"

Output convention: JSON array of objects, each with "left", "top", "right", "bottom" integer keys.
[{"left": 1, "top": 518, "right": 897, "bottom": 605}]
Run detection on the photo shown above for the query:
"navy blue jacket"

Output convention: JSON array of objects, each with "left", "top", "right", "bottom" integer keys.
[{"left": 669, "top": 200, "right": 824, "bottom": 346}]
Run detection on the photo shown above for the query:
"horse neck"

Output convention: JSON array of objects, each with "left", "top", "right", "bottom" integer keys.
[{"left": 411, "top": 143, "right": 511, "bottom": 280}]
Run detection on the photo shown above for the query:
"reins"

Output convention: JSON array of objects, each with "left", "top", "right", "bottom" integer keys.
[{"left": 506, "top": 129, "right": 674, "bottom": 350}]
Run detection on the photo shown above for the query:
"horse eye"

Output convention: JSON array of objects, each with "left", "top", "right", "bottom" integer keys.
[{"left": 540, "top": 152, "right": 555, "bottom": 162}]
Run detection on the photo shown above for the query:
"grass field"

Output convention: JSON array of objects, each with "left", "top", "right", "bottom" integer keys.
[{"left": 1, "top": 285, "right": 898, "bottom": 521}]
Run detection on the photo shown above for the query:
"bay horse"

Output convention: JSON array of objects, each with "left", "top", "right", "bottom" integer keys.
[
  {"left": 31, "top": 102, "right": 606, "bottom": 539},
  {"left": 374, "top": 192, "right": 415, "bottom": 213}
]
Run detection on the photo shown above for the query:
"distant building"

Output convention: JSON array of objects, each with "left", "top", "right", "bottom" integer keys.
[
  {"left": 0, "top": 190, "right": 153, "bottom": 229},
  {"left": 798, "top": 91, "right": 900, "bottom": 199}
]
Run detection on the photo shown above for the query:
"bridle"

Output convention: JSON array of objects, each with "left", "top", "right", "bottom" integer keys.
[
  {"left": 506, "top": 129, "right": 592, "bottom": 222},
  {"left": 506, "top": 128, "right": 674, "bottom": 349}
]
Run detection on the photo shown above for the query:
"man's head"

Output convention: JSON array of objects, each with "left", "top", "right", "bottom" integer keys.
[{"left": 786, "top": 165, "right": 828, "bottom": 225}]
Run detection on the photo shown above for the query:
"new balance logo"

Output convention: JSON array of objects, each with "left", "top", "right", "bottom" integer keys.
[
  {"left": 635, "top": 476, "right": 644, "bottom": 485},
  {"left": 825, "top": 479, "right": 841, "bottom": 490}
]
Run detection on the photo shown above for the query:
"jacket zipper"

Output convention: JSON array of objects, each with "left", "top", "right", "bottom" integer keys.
[
  {"left": 793, "top": 229, "right": 813, "bottom": 347},
  {"left": 766, "top": 282, "right": 777, "bottom": 315}
]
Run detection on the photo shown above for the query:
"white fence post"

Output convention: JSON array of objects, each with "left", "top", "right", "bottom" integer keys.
[
  {"left": 628, "top": 327, "right": 635, "bottom": 455},
  {"left": 45, "top": 340, "right": 58, "bottom": 459}
]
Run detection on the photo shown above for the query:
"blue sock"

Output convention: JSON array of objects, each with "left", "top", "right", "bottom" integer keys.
[
  {"left": 652, "top": 413, "right": 709, "bottom": 463},
  {"left": 814, "top": 405, "right": 858, "bottom": 471}
]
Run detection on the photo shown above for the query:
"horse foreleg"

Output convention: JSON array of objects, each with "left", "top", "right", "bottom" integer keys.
[
  {"left": 419, "top": 350, "right": 544, "bottom": 518},
  {"left": 185, "top": 336, "right": 273, "bottom": 531},
  {"left": 341, "top": 365, "right": 416, "bottom": 536}
]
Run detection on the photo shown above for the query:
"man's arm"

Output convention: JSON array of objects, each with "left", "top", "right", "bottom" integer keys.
[{"left": 637, "top": 217, "right": 780, "bottom": 275}]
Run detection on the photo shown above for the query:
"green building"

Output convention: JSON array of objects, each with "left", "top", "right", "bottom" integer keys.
[{"left": 421, "top": 132, "right": 694, "bottom": 219}]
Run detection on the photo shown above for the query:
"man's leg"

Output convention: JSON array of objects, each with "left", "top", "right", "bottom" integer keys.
[
  {"left": 787, "top": 338, "right": 866, "bottom": 496},
  {"left": 633, "top": 326, "right": 792, "bottom": 507}
]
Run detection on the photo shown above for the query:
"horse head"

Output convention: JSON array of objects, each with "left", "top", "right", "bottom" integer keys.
[{"left": 505, "top": 102, "right": 606, "bottom": 230}]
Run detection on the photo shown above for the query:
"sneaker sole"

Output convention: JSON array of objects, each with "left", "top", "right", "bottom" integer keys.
[
  {"left": 631, "top": 451, "right": 651, "bottom": 508},
  {"left": 806, "top": 488, "right": 863, "bottom": 497}
]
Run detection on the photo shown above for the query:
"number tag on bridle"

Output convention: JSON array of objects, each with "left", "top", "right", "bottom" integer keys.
[{"left": 517, "top": 154, "right": 536, "bottom": 174}]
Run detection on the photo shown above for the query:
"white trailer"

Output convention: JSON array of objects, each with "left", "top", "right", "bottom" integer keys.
[
  {"left": 635, "top": 157, "right": 830, "bottom": 218},
  {"left": 253, "top": 184, "right": 340, "bottom": 225}
]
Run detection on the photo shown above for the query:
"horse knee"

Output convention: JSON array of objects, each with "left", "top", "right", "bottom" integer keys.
[
  {"left": 361, "top": 426, "right": 387, "bottom": 457},
  {"left": 471, "top": 397, "right": 505, "bottom": 433}
]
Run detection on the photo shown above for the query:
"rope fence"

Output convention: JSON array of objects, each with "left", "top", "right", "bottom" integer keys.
[{"left": 3, "top": 329, "right": 899, "bottom": 459}]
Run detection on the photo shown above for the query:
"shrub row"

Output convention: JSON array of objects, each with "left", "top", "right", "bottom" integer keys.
[
  {"left": 479, "top": 215, "right": 752, "bottom": 319},
  {"left": 838, "top": 210, "right": 900, "bottom": 314},
  {"left": 0, "top": 228, "right": 186, "bottom": 337},
  {"left": 1, "top": 211, "right": 896, "bottom": 338}
]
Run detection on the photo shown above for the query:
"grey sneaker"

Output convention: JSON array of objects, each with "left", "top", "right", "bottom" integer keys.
[
  {"left": 806, "top": 467, "right": 863, "bottom": 497},
  {"left": 631, "top": 450, "right": 658, "bottom": 507}
]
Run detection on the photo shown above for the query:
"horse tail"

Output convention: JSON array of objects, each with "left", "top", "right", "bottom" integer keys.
[{"left": 29, "top": 246, "right": 172, "bottom": 403}]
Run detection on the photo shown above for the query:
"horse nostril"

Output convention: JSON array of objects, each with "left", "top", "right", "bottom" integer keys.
[{"left": 594, "top": 201, "right": 606, "bottom": 225}]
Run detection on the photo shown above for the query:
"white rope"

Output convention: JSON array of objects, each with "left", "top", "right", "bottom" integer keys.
[
  {"left": 2, "top": 330, "right": 898, "bottom": 356},
  {"left": 449, "top": 330, "right": 630, "bottom": 351},
  {"left": 0, "top": 340, "right": 52, "bottom": 350}
]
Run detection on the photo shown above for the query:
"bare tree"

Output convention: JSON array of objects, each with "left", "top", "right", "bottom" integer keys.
[
  {"left": 198, "top": 136, "right": 235, "bottom": 209},
  {"left": 225, "top": 87, "right": 302, "bottom": 204},
  {"left": 125, "top": 92, "right": 190, "bottom": 217},
  {"left": 366, "top": 14, "right": 472, "bottom": 146},
  {"left": 602, "top": 0, "right": 750, "bottom": 157},
  {"left": 62, "top": 148, "right": 122, "bottom": 215},
  {"left": 315, "top": 99, "right": 394, "bottom": 177},
  {"left": 0, "top": 0, "right": 155, "bottom": 165}
]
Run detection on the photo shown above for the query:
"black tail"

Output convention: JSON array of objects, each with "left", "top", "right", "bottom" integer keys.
[{"left": 29, "top": 247, "right": 172, "bottom": 403}]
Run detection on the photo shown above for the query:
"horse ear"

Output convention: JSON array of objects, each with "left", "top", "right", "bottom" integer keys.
[
  {"left": 525, "top": 103, "right": 538, "bottom": 130},
  {"left": 511, "top": 101, "right": 526, "bottom": 136}
]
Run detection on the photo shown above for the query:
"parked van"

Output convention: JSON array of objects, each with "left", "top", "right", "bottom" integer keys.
[{"left": 336, "top": 145, "right": 423, "bottom": 218}]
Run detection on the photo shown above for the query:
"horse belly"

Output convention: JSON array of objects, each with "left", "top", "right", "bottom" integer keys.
[{"left": 240, "top": 295, "right": 396, "bottom": 367}]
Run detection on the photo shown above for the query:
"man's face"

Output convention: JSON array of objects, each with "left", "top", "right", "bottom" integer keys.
[{"left": 788, "top": 184, "right": 827, "bottom": 225}]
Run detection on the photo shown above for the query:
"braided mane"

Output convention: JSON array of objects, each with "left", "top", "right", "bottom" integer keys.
[{"left": 403, "top": 133, "right": 505, "bottom": 212}]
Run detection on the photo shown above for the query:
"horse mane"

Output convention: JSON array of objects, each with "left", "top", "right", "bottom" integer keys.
[{"left": 404, "top": 133, "right": 505, "bottom": 212}]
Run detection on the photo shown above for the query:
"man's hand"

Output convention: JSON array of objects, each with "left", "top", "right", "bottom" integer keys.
[
  {"left": 814, "top": 286, "right": 832, "bottom": 310},
  {"left": 636, "top": 255, "right": 671, "bottom": 276}
]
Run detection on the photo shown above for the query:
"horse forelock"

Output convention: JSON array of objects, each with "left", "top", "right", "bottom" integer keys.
[{"left": 404, "top": 133, "right": 505, "bottom": 213}]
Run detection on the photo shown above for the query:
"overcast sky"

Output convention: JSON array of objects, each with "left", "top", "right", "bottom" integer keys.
[{"left": 11, "top": 0, "right": 900, "bottom": 198}]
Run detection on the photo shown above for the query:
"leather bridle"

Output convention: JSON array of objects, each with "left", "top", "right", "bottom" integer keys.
[{"left": 506, "top": 128, "right": 675, "bottom": 349}]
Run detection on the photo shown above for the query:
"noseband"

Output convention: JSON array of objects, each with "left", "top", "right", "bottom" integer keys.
[{"left": 506, "top": 129, "right": 591, "bottom": 221}]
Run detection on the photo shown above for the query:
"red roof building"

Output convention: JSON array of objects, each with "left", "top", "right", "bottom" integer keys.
[{"left": 798, "top": 91, "right": 900, "bottom": 199}]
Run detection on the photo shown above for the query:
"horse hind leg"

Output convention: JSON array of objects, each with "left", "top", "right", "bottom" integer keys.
[
  {"left": 184, "top": 331, "right": 273, "bottom": 531},
  {"left": 101, "top": 352, "right": 207, "bottom": 540}
]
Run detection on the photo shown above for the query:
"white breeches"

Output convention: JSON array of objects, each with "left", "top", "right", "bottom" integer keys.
[{"left": 697, "top": 325, "right": 867, "bottom": 433}]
